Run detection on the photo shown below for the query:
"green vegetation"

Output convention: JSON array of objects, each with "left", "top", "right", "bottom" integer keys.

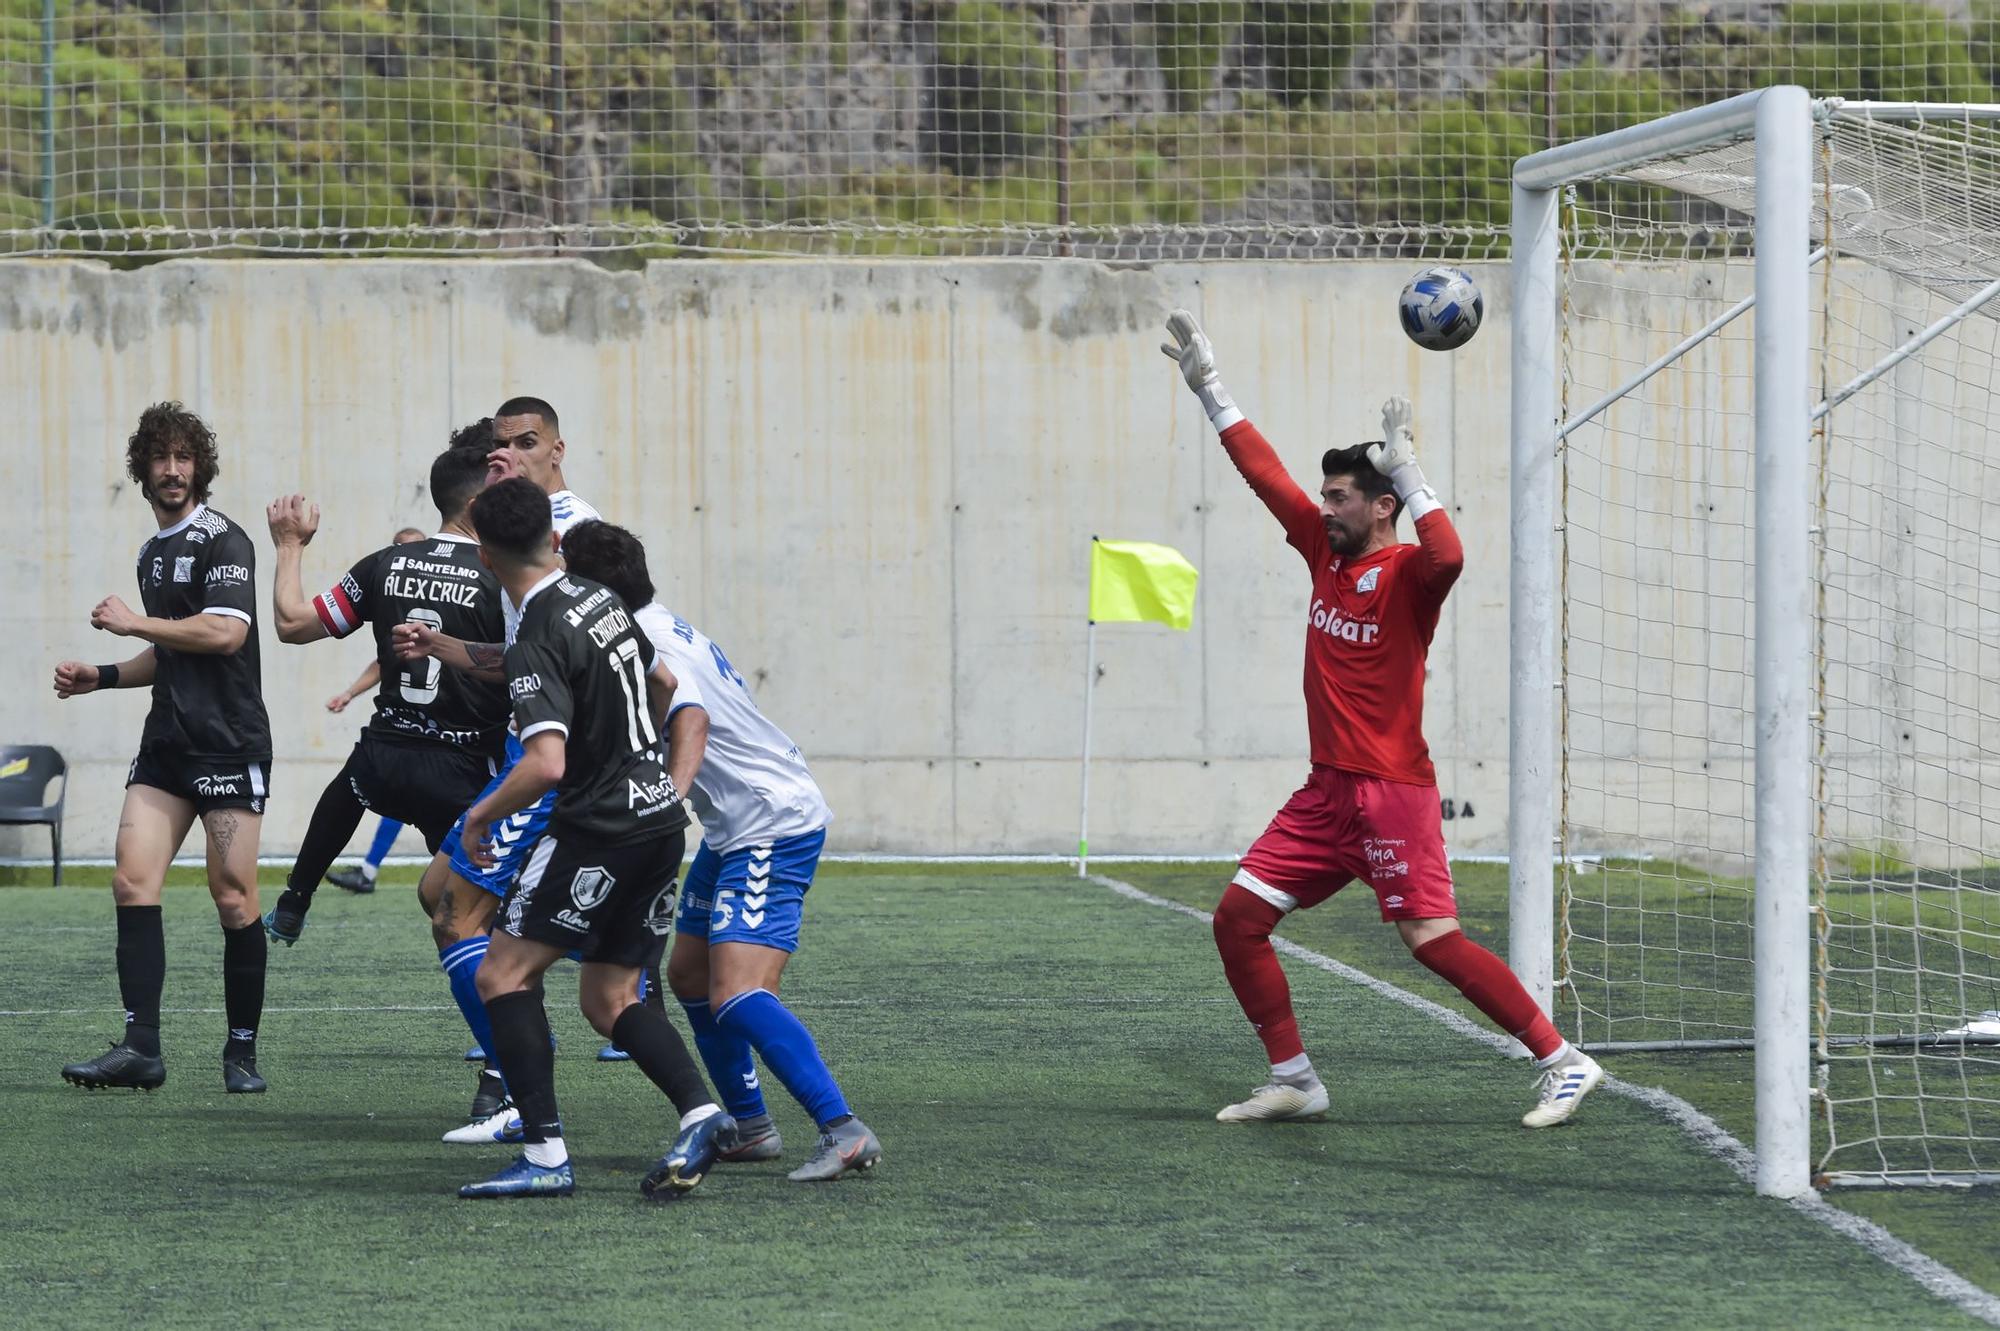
[
  {"left": 0, "top": 0, "right": 1995, "bottom": 253},
  {"left": 0, "top": 864, "right": 1990, "bottom": 1326}
]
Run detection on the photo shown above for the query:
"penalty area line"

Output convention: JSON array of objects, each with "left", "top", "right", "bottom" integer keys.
[{"left": 1087, "top": 873, "right": 2000, "bottom": 1329}]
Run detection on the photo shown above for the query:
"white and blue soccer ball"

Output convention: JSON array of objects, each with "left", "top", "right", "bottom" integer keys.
[{"left": 1398, "top": 266, "right": 1483, "bottom": 351}]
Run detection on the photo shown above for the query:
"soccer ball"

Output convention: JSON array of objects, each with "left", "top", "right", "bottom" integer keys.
[{"left": 1398, "top": 266, "right": 1483, "bottom": 351}]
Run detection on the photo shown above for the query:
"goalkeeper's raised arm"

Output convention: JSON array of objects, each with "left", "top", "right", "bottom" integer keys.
[
  {"left": 1367, "top": 394, "right": 1462, "bottom": 599},
  {"left": 1160, "top": 309, "right": 1322, "bottom": 555}
]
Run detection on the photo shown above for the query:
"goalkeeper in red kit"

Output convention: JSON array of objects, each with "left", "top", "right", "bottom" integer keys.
[{"left": 1162, "top": 310, "right": 1604, "bottom": 1129}]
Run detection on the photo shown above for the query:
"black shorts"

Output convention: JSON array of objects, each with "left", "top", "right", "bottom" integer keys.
[
  {"left": 343, "top": 733, "right": 496, "bottom": 853},
  {"left": 128, "top": 749, "right": 271, "bottom": 815},
  {"left": 500, "top": 828, "right": 685, "bottom": 967}
]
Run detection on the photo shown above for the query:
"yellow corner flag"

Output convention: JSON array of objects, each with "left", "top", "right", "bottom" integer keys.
[{"left": 1089, "top": 538, "right": 1198, "bottom": 630}]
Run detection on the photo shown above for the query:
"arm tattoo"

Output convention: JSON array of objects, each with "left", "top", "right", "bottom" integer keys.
[{"left": 467, "top": 642, "right": 505, "bottom": 670}]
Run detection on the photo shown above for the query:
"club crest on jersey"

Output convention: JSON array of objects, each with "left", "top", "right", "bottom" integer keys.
[
  {"left": 173, "top": 556, "right": 194, "bottom": 583},
  {"left": 569, "top": 866, "right": 615, "bottom": 911},
  {"left": 1355, "top": 567, "right": 1380, "bottom": 593}
]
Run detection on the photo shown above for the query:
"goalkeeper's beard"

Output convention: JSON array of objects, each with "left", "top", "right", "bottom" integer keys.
[{"left": 1324, "top": 518, "right": 1370, "bottom": 559}]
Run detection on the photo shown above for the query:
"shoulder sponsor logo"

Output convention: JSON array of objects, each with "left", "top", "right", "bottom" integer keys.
[
  {"left": 509, "top": 673, "right": 541, "bottom": 701},
  {"left": 173, "top": 555, "right": 195, "bottom": 583},
  {"left": 206, "top": 562, "right": 250, "bottom": 587},
  {"left": 569, "top": 866, "right": 615, "bottom": 911},
  {"left": 1308, "top": 597, "right": 1382, "bottom": 645},
  {"left": 1355, "top": 567, "right": 1380, "bottom": 593}
]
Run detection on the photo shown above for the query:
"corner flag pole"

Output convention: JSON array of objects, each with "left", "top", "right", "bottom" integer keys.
[
  {"left": 1078, "top": 534, "right": 1196, "bottom": 877},
  {"left": 1078, "top": 538, "right": 1099, "bottom": 878}
]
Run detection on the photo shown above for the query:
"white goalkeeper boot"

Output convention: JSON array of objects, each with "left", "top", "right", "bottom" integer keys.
[
  {"left": 1217, "top": 1073, "right": 1329, "bottom": 1123},
  {"left": 1522, "top": 1047, "right": 1604, "bottom": 1129}
]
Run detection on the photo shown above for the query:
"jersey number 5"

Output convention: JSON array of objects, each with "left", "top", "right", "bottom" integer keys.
[{"left": 400, "top": 609, "right": 444, "bottom": 704}]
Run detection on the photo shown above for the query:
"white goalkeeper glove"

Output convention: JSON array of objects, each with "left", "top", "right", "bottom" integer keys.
[
  {"left": 1160, "top": 309, "right": 1244, "bottom": 431},
  {"left": 1367, "top": 395, "right": 1442, "bottom": 522}
]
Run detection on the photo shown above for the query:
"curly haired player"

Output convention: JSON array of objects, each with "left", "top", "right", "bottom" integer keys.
[
  {"left": 1161, "top": 310, "right": 1604, "bottom": 1129},
  {"left": 52, "top": 402, "right": 273, "bottom": 1095}
]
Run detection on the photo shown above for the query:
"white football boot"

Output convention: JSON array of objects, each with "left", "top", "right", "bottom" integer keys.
[
  {"left": 1521, "top": 1049, "right": 1605, "bottom": 1128},
  {"left": 1216, "top": 1078, "right": 1330, "bottom": 1123},
  {"left": 443, "top": 1103, "right": 525, "bottom": 1145}
]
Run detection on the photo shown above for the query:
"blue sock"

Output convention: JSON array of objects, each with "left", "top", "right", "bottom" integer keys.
[
  {"left": 679, "top": 997, "right": 766, "bottom": 1119},
  {"left": 365, "top": 818, "right": 403, "bottom": 869},
  {"left": 715, "top": 988, "right": 849, "bottom": 1128},
  {"left": 440, "top": 937, "right": 494, "bottom": 1062}
]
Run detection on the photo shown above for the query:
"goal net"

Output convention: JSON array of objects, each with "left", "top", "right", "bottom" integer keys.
[{"left": 1515, "top": 94, "right": 2000, "bottom": 1190}]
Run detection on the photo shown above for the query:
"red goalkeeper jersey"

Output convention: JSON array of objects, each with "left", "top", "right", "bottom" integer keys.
[{"left": 1219, "top": 419, "right": 1464, "bottom": 786}]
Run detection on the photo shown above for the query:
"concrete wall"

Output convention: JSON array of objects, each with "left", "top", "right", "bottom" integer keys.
[
  {"left": 1, "top": 257, "right": 1515, "bottom": 860},
  {"left": 8, "top": 256, "right": 1991, "bottom": 867}
]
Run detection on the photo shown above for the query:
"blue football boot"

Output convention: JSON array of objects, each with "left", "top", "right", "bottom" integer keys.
[
  {"left": 263, "top": 888, "right": 311, "bottom": 947},
  {"left": 640, "top": 1110, "right": 735, "bottom": 1201},
  {"left": 596, "top": 1042, "right": 632, "bottom": 1062},
  {"left": 458, "top": 1154, "right": 574, "bottom": 1199}
]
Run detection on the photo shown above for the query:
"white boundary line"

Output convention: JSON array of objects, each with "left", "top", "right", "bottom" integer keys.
[{"left": 1087, "top": 873, "right": 2000, "bottom": 1328}]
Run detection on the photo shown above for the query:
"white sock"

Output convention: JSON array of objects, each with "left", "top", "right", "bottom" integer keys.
[
  {"left": 1534, "top": 1040, "right": 1575, "bottom": 1070},
  {"left": 360, "top": 861, "right": 379, "bottom": 883},
  {"left": 679, "top": 1103, "right": 721, "bottom": 1132},
  {"left": 524, "top": 1136, "right": 568, "bottom": 1168},
  {"left": 1271, "top": 1053, "right": 1315, "bottom": 1083}
]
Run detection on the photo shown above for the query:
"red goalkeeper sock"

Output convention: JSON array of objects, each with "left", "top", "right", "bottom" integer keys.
[
  {"left": 1411, "top": 929, "right": 1565, "bottom": 1060},
  {"left": 1212, "top": 884, "right": 1305, "bottom": 1065}
]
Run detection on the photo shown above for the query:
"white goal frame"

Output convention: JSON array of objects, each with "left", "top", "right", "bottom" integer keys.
[
  {"left": 1511, "top": 86, "right": 2000, "bottom": 1197},
  {"left": 1511, "top": 84, "right": 1815, "bottom": 1199}
]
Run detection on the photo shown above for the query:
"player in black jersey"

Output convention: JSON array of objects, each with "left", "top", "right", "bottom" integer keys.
[
  {"left": 261, "top": 433, "right": 511, "bottom": 955},
  {"left": 52, "top": 403, "right": 273, "bottom": 1095},
  {"left": 455, "top": 478, "right": 731, "bottom": 1200}
]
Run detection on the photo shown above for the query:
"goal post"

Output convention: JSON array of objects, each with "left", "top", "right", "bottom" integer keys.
[{"left": 1510, "top": 88, "right": 2000, "bottom": 1196}]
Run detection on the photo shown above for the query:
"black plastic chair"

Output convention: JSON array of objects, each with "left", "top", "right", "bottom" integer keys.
[{"left": 0, "top": 746, "right": 66, "bottom": 885}]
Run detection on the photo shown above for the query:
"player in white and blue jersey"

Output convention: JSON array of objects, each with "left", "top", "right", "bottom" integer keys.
[{"left": 558, "top": 519, "right": 880, "bottom": 1182}]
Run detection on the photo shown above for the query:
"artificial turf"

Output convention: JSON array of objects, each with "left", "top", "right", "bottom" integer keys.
[{"left": 0, "top": 862, "right": 1990, "bottom": 1329}]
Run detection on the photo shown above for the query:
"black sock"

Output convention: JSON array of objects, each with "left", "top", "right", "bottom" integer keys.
[
  {"left": 486, "top": 990, "right": 562, "bottom": 1143},
  {"left": 611, "top": 1003, "right": 715, "bottom": 1117},
  {"left": 287, "top": 764, "right": 369, "bottom": 897},
  {"left": 115, "top": 905, "right": 166, "bottom": 1056},
  {"left": 222, "top": 920, "right": 266, "bottom": 1054}
]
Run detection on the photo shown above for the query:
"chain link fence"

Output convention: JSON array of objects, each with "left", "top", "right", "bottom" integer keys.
[{"left": 5, "top": 0, "right": 2000, "bottom": 259}]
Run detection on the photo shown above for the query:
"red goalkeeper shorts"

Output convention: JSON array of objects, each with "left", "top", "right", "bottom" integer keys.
[{"left": 1233, "top": 765, "right": 1459, "bottom": 921}]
